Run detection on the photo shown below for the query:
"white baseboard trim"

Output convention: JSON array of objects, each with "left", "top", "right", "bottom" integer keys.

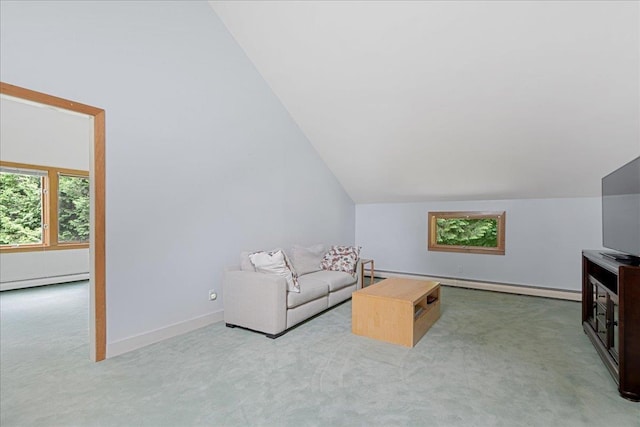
[
  {"left": 0, "top": 273, "right": 90, "bottom": 291},
  {"left": 107, "top": 310, "right": 224, "bottom": 359},
  {"left": 375, "top": 270, "right": 582, "bottom": 301}
]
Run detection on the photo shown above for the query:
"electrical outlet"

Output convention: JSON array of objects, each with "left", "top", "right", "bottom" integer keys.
[{"left": 209, "top": 290, "right": 217, "bottom": 301}]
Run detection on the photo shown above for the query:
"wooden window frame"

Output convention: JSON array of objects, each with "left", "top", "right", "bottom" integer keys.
[
  {"left": 1, "top": 160, "right": 89, "bottom": 253},
  {"left": 428, "top": 211, "right": 506, "bottom": 255}
]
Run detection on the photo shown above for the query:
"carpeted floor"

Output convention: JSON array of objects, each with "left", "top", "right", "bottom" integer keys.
[{"left": 1, "top": 281, "right": 638, "bottom": 426}]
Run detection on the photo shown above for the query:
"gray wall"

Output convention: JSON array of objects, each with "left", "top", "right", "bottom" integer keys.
[
  {"left": 0, "top": 1, "right": 354, "bottom": 352},
  {"left": 356, "top": 197, "right": 604, "bottom": 291}
]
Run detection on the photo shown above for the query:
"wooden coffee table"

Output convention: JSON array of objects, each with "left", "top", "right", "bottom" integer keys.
[{"left": 351, "top": 277, "right": 441, "bottom": 347}]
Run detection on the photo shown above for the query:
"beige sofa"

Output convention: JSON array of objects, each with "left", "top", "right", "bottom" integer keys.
[{"left": 223, "top": 247, "right": 362, "bottom": 338}]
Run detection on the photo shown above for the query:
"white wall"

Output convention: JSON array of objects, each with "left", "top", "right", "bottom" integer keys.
[
  {"left": 0, "top": 96, "right": 92, "bottom": 290},
  {"left": 0, "top": 96, "right": 91, "bottom": 168},
  {"left": 0, "top": 1, "right": 355, "bottom": 356},
  {"left": 0, "top": 250, "right": 89, "bottom": 291},
  {"left": 356, "top": 197, "right": 604, "bottom": 292}
]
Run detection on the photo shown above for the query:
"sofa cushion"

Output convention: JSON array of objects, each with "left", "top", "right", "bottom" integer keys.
[
  {"left": 321, "top": 245, "right": 361, "bottom": 276},
  {"left": 305, "top": 269, "right": 356, "bottom": 292},
  {"left": 287, "top": 297, "right": 328, "bottom": 329},
  {"left": 290, "top": 244, "right": 326, "bottom": 276},
  {"left": 287, "top": 276, "right": 329, "bottom": 308},
  {"left": 249, "top": 249, "right": 300, "bottom": 293}
]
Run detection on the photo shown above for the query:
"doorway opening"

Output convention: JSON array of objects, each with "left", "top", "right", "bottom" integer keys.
[{"left": 0, "top": 82, "right": 106, "bottom": 361}]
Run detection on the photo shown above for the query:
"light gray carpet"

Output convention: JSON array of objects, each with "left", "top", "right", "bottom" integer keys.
[{"left": 1, "top": 281, "right": 638, "bottom": 426}]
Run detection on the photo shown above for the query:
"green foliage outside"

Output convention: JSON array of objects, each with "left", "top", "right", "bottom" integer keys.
[
  {"left": 0, "top": 172, "right": 43, "bottom": 245},
  {"left": 58, "top": 175, "right": 90, "bottom": 243},
  {"left": 0, "top": 172, "right": 89, "bottom": 245},
  {"left": 436, "top": 218, "right": 498, "bottom": 247}
]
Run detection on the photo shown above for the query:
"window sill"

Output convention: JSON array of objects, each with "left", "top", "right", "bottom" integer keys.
[{"left": 0, "top": 243, "right": 89, "bottom": 253}]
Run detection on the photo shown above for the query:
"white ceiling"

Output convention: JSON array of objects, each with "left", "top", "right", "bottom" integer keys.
[{"left": 209, "top": 1, "right": 640, "bottom": 203}]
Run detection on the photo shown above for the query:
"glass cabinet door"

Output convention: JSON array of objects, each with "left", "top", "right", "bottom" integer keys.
[
  {"left": 596, "top": 305, "right": 608, "bottom": 345},
  {"left": 594, "top": 284, "right": 609, "bottom": 346},
  {"left": 611, "top": 299, "right": 619, "bottom": 362},
  {"left": 589, "top": 278, "right": 599, "bottom": 328}
]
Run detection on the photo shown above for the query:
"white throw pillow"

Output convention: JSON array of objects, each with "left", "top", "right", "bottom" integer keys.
[
  {"left": 291, "top": 244, "right": 326, "bottom": 276},
  {"left": 249, "top": 249, "right": 300, "bottom": 292}
]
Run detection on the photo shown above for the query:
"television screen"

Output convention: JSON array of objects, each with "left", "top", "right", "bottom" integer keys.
[{"left": 602, "top": 156, "right": 640, "bottom": 258}]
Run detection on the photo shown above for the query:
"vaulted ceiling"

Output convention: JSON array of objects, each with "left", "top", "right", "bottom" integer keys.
[{"left": 209, "top": 1, "right": 639, "bottom": 203}]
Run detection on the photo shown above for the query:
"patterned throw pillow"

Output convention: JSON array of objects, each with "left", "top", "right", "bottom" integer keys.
[
  {"left": 321, "top": 245, "right": 361, "bottom": 276},
  {"left": 249, "top": 249, "right": 300, "bottom": 293}
]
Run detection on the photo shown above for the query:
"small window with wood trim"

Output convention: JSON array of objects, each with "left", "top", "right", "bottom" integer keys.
[
  {"left": 0, "top": 166, "right": 46, "bottom": 246},
  {"left": 57, "top": 173, "right": 90, "bottom": 244},
  {"left": 0, "top": 161, "right": 89, "bottom": 252},
  {"left": 428, "top": 211, "right": 506, "bottom": 255}
]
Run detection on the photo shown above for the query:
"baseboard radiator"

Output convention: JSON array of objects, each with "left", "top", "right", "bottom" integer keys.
[
  {"left": 375, "top": 270, "right": 581, "bottom": 301},
  {"left": 0, "top": 273, "right": 90, "bottom": 291}
]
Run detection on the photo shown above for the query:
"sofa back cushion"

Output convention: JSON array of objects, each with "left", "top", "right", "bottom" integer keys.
[
  {"left": 291, "top": 244, "right": 326, "bottom": 276},
  {"left": 249, "top": 249, "right": 300, "bottom": 292},
  {"left": 240, "top": 251, "right": 256, "bottom": 272}
]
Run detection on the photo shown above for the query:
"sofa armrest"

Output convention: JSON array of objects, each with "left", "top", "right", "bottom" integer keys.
[{"left": 223, "top": 269, "right": 287, "bottom": 336}]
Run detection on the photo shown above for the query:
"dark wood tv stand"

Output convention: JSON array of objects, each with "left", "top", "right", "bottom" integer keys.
[{"left": 582, "top": 250, "right": 640, "bottom": 401}]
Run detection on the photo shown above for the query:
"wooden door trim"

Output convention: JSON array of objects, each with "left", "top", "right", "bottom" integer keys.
[{"left": 1, "top": 82, "right": 106, "bottom": 361}]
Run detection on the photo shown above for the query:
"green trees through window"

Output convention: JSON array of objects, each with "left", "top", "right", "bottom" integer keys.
[
  {"left": 58, "top": 175, "right": 90, "bottom": 243},
  {"left": 436, "top": 218, "right": 498, "bottom": 247},
  {"left": 0, "top": 162, "right": 89, "bottom": 250},
  {"left": 0, "top": 171, "right": 43, "bottom": 245},
  {"left": 428, "top": 211, "right": 506, "bottom": 255}
]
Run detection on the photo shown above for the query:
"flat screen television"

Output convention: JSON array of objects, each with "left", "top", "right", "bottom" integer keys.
[{"left": 601, "top": 156, "right": 640, "bottom": 264}]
